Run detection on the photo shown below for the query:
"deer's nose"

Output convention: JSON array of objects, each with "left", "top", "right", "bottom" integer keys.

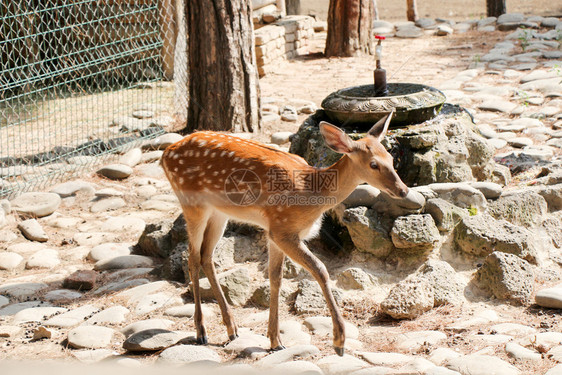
[{"left": 399, "top": 188, "right": 409, "bottom": 198}]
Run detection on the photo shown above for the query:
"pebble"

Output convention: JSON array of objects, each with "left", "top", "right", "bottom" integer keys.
[
  {"left": 0, "top": 295, "right": 9, "bottom": 308},
  {"left": 116, "top": 280, "right": 169, "bottom": 301},
  {"left": 67, "top": 325, "right": 117, "bottom": 349},
  {"left": 26, "top": 249, "right": 60, "bottom": 269},
  {"left": 478, "top": 99, "right": 517, "bottom": 113},
  {"left": 535, "top": 285, "right": 562, "bottom": 308},
  {"left": 84, "top": 305, "right": 130, "bottom": 325},
  {"left": 490, "top": 323, "right": 536, "bottom": 337},
  {"left": 96, "top": 164, "right": 134, "bottom": 180},
  {"left": 445, "top": 354, "right": 519, "bottom": 375},
  {"left": 0, "top": 252, "right": 25, "bottom": 271},
  {"left": 223, "top": 331, "right": 270, "bottom": 355},
  {"left": 0, "top": 282, "right": 48, "bottom": 299},
  {"left": 317, "top": 354, "right": 371, "bottom": 374},
  {"left": 508, "top": 137, "right": 534, "bottom": 148},
  {"left": 257, "top": 345, "right": 320, "bottom": 367},
  {"left": 121, "top": 319, "right": 175, "bottom": 337},
  {"left": 140, "top": 150, "right": 164, "bottom": 163},
  {"left": 12, "top": 306, "right": 67, "bottom": 324},
  {"left": 429, "top": 348, "right": 462, "bottom": 365},
  {"left": 100, "top": 216, "right": 146, "bottom": 234},
  {"left": 71, "top": 349, "right": 118, "bottom": 363},
  {"left": 90, "top": 197, "right": 126, "bottom": 213},
  {"left": 279, "top": 320, "right": 312, "bottom": 346},
  {"left": 89, "top": 243, "right": 132, "bottom": 262},
  {"left": 63, "top": 270, "right": 99, "bottom": 290},
  {"left": 123, "top": 329, "right": 191, "bottom": 352},
  {"left": 546, "top": 364, "right": 562, "bottom": 375},
  {"left": 358, "top": 352, "right": 414, "bottom": 366},
  {"left": 164, "top": 304, "right": 214, "bottom": 318},
  {"left": 272, "top": 361, "right": 323, "bottom": 375},
  {"left": 94, "top": 255, "right": 154, "bottom": 271},
  {"left": 548, "top": 346, "right": 562, "bottom": 362},
  {"left": 143, "top": 133, "right": 184, "bottom": 150},
  {"left": 10, "top": 192, "right": 61, "bottom": 217},
  {"left": 18, "top": 219, "right": 48, "bottom": 242},
  {"left": 50, "top": 181, "right": 95, "bottom": 198},
  {"left": 44, "top": 305, "right": 99, "bottom": 327},
  {"left": 270, "top": 131, "right": 293, "bottom": 145},
  {"left": 133, "top": 292, "right": 183, "bottom": 315},
  {"left": 119, "top": 148, "right": 143, "bottom": 167},
  {"left": 158, "top": 344, "right": 220, "bottom": 364},
  {"left": 44, "top": 289, "right": 83, "bottom": 301},
  {"left": 505, "top": 342, "right": 542, "bottom": 361},
  {"left": 132, "top": 110, "right": 154, "bottom": 119},
  {"left": 0, "top": 301, "right": 52, "bottom": 318}
]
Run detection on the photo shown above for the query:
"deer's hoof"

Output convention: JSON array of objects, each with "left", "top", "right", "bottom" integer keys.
[
  {"left": 196, "top": 336, "right": 208, "bottom": 345},
  {"left": 228, "top": 334, "right": 239, "bottom": 341},
  {"left": 272, "top": 345, "right": 286, "bottom": 352},
  {"left": 334, "top": 346, "right": 345, "bottom": 356}
]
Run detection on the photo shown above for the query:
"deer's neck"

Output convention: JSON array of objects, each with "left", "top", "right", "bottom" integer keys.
[{"left": 320, "top": 155, "right": 361, "bottom": 205}]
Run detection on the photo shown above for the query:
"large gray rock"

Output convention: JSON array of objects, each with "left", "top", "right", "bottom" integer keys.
[
  {"left": 198, "top": 268, "right": 251, "bottom": 306},
  {"left": 337, "top": 267, "right": 377, "bottom": 290},
  {"left": 424, "top": 198, "right": 468, "bottom": 232},
  {"left": 454, "top": 214, "right": 537, "bottom": 263},
  {"left": 390, "top": 214, "right": 440, "bottom": 252},
  {"left": 94, "top": 255, "right": 154, "bottom": 270},
  {"left": 11, "top": 192, "right": 61, "bottom": 217},
  {"left": 380, "top": 278, "right": 434, "bottom": 319},
  {"left": 428, "top": 183, "right": 487, "bottom": 212},
  {"left": 372, "top": 190, "right": 426, "bottom": 218},
  {"left": 289, "top": 111, "right": 496, "bottom": 187},
  {"left": 340, "top": 206, "right": 394, "bottom": 257},
  {"left": 534, "top": 184, "right": 562, "bottom": 212},
  {"left": 475, "top": 251, "right": 534, "bottom": 305},
  {"left": 416, "top": 260, "right": 465, "bottom": 306},
  {"left": 487, "top": 191, "right": 547, "bottom": 227}
]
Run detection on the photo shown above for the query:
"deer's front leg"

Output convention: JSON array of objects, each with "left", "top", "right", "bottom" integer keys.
[
  {"left": 271, "top": 233, "right": 346, "bottom": 356},
  {"left": 267, "top": 241, "right": 285, "bottom": 351}
]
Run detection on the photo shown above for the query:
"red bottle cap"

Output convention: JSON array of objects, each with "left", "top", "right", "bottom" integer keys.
[{"left": 375, "top": 35, "right": 386, "bottom": 40}]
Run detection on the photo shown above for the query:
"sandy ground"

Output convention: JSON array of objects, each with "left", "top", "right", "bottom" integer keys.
[{"left": 299, "top": 0, "right": 562, "bottom": 22}]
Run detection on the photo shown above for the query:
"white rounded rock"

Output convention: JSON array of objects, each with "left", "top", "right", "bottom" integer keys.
[{"left": 11, "top": 192, "right": 61, "bottom": 217}]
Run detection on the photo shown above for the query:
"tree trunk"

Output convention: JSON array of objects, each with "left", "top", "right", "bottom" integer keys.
[
  {"left": 325, "top": 0, "right": 374, "bottom": 57},
  {"left": 286, "top": 0, "right": 300, "bottom": 15},
  {"left": 160, "top": 0, "right": 178, "bottom": 81},
  {"left": 373, "top": 0, "right": 379, "bottom": 20},
  {"left": 486, "top": 0, "right": 506, "bottom": 17},
  {"left": 406, "top": 0, "right": 418, "bottom": 22},
  {"left": 184, "top": 0, "right": 260, "bottom": 133}
]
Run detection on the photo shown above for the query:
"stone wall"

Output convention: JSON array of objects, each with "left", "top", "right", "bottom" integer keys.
[{"left": 254, "top": 16, "right": 315, "bottom": 77}]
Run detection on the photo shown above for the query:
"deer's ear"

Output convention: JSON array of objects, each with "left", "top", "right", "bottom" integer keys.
[
  {"left": 368, "top": 110, "right": 395, "bottom": 141},
  {"left": 319, "top": 121, "right": 356, "bottom": 154}
]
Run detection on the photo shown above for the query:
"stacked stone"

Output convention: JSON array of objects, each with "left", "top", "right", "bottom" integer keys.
[{"left": 254, "top": 16, "right": 315, "bottom": 76}]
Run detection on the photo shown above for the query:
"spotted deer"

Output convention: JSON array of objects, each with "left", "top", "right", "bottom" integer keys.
[{"left": 161, "top": 111, "right": 408, "bottom": 356}]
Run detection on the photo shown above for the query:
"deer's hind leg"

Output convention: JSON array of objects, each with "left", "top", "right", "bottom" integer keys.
[
  {"left": 199, "top": 212, "right": 238, "bottom": 341},
  {"left": 267, "top": 241, "right": 285, "bottom": 350},
  {"left": 183, "top": 206, "right": 211, "bottom": 345}
]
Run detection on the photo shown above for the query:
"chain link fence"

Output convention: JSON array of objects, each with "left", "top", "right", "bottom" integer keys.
[{"left": 0, "top": 0, "right": 188, "bottom": 199}]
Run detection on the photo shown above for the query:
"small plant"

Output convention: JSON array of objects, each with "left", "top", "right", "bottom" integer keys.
[
  {"left": 516, "top": 90, "right": 530, "bottom": 107},
  {"left": 467, "top": 206, "right": 478, "bottom": 216},
  {"left": 518, "top": 27, "right": 532, "bottom": 52}
]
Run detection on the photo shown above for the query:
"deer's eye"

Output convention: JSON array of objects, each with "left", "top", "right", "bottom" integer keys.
[{"left": 370, "top": 161, "right": 379, "bottom": 170}]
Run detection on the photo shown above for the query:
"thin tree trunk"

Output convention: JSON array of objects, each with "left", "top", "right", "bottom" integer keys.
[
  {"left": 486, "top": 0, "right": 506, "bottom": 17},
  {"left": 373, "top": 0, "right": 379, "bottom": 20},
  {"left": 184, "top": 0, "right": 260, "bottom": 133},
  {"left": 325, "top": 0, "right": 374, "bottom": 57},
  {"left": 160, "top": 0, "right": 177, "bottom": 81},
  {"left": 406, "top": 0, "right": 418, "bottom": 22}
]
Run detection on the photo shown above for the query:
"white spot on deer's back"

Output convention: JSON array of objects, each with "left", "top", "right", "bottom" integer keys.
[{"left": 220, "top": 151, "right": 226, "bottom": 157}]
